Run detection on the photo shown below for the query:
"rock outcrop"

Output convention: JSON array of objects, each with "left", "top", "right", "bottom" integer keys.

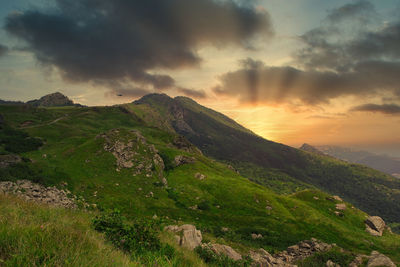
[
  {"left": 201, "top": 243, "right": 242, "bottom": 261},
  {"left": 0, "top": 180, "right": 77, "bottom": 208},
  {"left": 274, "top": 238, "right": 334, "bottom": 263},
  {"left": 250, "top": 248, "right": 294, "bottom": 267},
  {"left": 164, "top": 224, "right": 202, "bottom": 250},
  {"left": 365, "top": 216, "right": 386, "bottom": 236},
  {"left": 174, "top": 155, "right": 196, "bottom": 167},
  {"left": 99, "top": 129, "right": 166, "bottom": 184},
  {"left": 367, "top": 251, "right": 396, "bottom": 267}
]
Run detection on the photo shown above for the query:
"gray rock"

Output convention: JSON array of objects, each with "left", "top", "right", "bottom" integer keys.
[
  {"left": 365, "top": 216, "right": 386, "bottom": 236},
  {"left": 164, "top": 224, "right": 202, "bottom": 250},
  {"left": 367, "top": 251, "right": 396, "bottom": 267},
  {"left": 202, "top": 243, "right": 242, "bottom": 261},
  {"left": 194, "top": 173, "right": 206, "bottom": 180},
  {"left": 174, "top": 155, "right": 196, "bottom": 167},
  {"left": 326, "top": 260, "right": 340, "bottom": 267},
  {"left": 335, "top": 203, "right": 346, "bottom": 210}
]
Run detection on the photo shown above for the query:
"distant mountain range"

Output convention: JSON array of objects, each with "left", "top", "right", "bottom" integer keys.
[{"left": 301, "top": 144, "right": 400, "bottom": 179}]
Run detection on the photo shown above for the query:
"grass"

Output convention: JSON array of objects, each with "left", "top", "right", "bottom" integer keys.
[
  {"left": 1, "top": 103, "right": 400, "bottom": 266},
  {"left": 0, "top": 194, "right": 137, "bottom": 267}
]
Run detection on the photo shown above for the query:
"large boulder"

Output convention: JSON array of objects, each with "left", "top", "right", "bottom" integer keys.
[
  {"left": 202, "top": 243, "right": 242, "bottom": 261},
  {"left": 164, "top": 224, "right": 202, "bottom": 250},
  {"left": 365, "top": 216, "right": 385, "bottom": 236},
  {"left": 367, "top": 251, "right": 396, "bottom": 267}
]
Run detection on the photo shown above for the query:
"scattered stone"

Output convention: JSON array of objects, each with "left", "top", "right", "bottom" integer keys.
[
  {"left": 365, "top": 216, "right": 386, "bottom": 236},
  {"left": 164, "top": 224, "right": 202, "bottom": 250},
  {"left": 0, "top": 180, "right": 77, "bottom": 208},
  {"left": 221, "top": 227, "right": 229, "bottom": 232},
  {"left": 274, "top": 238, "right": 333, "bottom": 263},
  {"left": 333, "top": 195, "right": 343, "bottom": 202},
  {"left": 227, "top": 164, "right": 240, "bottom": 174},
  {"left": 194, "top": 173, "right": 206, "bottom": 180},
  {"left": 249, "top": 248, "right": 294, "bottom": 266},
  {"left": 326, "top": 260, "right": 340, "bottom": 267},
  {"left": 266, "top": 205, "right": 273, "bottom": 210},
  {"left": 367, "top": 251, "right": 396, "bottom": 267},
  {"left": 189, "top": 205, "right": 198, "bottom": 210},
  {"left": 174, "top": 155, "right": 196, "bottom": 167},
  {"left": 146, "top": 191, "right": 154, "bottom": 198},
  {"left": 251, "top": 233, "right": 263, "bottom": 239},
  {"left": 313, "top": 196, "right": 319, "bottom": 200},
  {"left": 335, "top": 203, "right": 346, "bottom": 210},
  {"left": 334, "top": 211, "right": 344, "bottom": 217},
  {"left": 202, "top": 243, "right": 242, "bottom": 261}
]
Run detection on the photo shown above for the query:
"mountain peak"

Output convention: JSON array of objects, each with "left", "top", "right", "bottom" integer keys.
[{"left": 27, "top": 92, "right": 76, "bottom": 107}]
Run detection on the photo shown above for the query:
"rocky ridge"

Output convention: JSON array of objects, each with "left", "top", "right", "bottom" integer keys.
[{"left": 0, "top": 180, "right": 77, "bottom": 208}]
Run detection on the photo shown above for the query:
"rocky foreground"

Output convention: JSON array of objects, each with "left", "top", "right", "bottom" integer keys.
[{"left": 165, "top": 224, "right": 396, "bottom": 267}]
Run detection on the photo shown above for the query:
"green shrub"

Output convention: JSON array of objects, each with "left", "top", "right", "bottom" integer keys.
[
  {"left": 159, "top": 151, "right": 175, "bottom": 171},
  {"left": 0, "top": 162, "right": 43, "bottom": 183},
  {"left": 198, "top": 200, "right": 211, "bottom": 211},
  {"left": 297, "top": 248, "right": 355, "bottom": 267},
  {"left": 93, "top": 209, "right": 162, "bottom": 254},
  {"left": 0, "top": 125, "right": 43, "bottom": 153}
]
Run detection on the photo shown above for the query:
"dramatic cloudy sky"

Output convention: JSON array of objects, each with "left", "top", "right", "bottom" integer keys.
[{"left": 0, "top": 0, "right": 399, "bottom": 155}]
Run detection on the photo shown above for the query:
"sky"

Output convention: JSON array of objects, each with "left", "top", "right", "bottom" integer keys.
[{"left": 0, "top": 0, "right": 399, "bottom": 156}]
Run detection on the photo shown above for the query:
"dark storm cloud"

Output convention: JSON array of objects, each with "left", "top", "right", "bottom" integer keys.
[
  {"left": 350, "top": 103, "right": 400, "bottom": 115},
  {"left": 326, "top": 1, "right": 375, "bottom": 23},
  {"left": 0, "top": 44, "right": 8, "bottom": 57},
  {"left": 5, "top": 0, "right": 273, "bottom": 90},
  {"left": 177, "top": 87, "right": 207, "bottom": 99},
  {"left": 214, "top": 1, "right": 400, "bottom": 106},
  {"left": 214, "top": 59, "right": 400, "bottom": 105}
]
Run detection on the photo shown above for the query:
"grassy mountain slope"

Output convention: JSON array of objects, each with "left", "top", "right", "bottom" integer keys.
[
  {"left": 0, "top": 194, "right": 136, "bottom": 266},
  {"left": 0, "top": 102, "right": 399, "bottom": 265},
  {"left": 131, "top": 94, "right": 400, "bottom": 224}
]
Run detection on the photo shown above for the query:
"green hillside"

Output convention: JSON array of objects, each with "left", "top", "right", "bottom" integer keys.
[
  {"left": 131, "top": 94, "right": 400, "bottom": 224},
  {"left": 0, "top": 100, "right": 400, "bottom": 266}
]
